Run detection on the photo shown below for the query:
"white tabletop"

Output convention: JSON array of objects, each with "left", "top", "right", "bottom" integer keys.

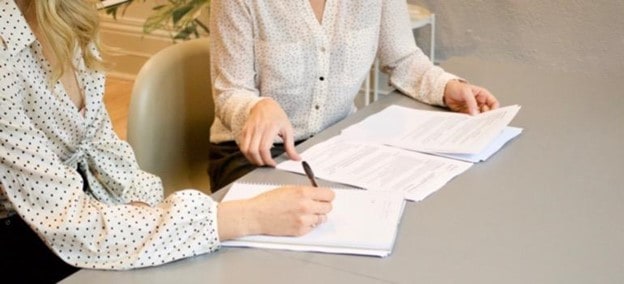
[{"left": 62, "top": 57, "right": 624, "bottom": 284}]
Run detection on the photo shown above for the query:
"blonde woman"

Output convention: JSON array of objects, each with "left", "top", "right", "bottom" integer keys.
[{"left": 0, "top": 1, "right": 334, "bottom": 282}]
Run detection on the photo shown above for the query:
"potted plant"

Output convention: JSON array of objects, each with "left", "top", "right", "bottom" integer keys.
[{"left": 105, "top": 0, "right": 210, "bottom": 40}]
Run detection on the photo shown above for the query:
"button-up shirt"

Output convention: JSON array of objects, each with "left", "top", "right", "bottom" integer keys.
[
  {"left": 0, "top": 0, "right": 219, "bottom": 269},
  {"left": 209, "top": 0, "right": 459, "bottom": 144}
]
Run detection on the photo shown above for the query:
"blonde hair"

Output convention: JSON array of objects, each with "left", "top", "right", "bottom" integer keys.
[{"left": 34, "top": 0, "right": 103, "bottom": 81}]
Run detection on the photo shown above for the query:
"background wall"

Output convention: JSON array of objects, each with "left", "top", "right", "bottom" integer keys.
[
  {"left": 99, "top": 0, "right": 177, "bottom": 79},
  {"left": 101, "top": 1, "right": 624, "bottom": 82},
  {"left": 409, "top": 0, "right": 624, "bottom": 77}
]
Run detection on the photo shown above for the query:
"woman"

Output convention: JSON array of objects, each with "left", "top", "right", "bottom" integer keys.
[
  {"left": 0, "top": 1, "right": 334, "bottom": 282},
  {"left": 207, "top": 0, "right": 501, "bottom": 189}
]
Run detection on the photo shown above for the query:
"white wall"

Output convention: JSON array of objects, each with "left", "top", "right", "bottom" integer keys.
[
  {"left": 409, "top": 0, "right": 624, "bottom": 77},
  {"left": 99, "top": 0, "right": 196, "bottom": 79},
  {"left": 103, "top": 1, "right": 624, "bottom": 82}
]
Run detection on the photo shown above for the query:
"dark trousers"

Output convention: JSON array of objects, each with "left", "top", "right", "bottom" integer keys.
[
  {"left": 208, "top": 141, "right": 302, "bottom": 191},
  {"left": 0, "top": 214, "right": 79, "bottom": 283}
]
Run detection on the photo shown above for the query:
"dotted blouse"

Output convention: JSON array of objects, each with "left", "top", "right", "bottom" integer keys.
[
  {"left": 0, "top": 0, "right": 219, "bottom": 270},
  {"left": 209, "top": 0, "right": 460, "bottom": 144}
]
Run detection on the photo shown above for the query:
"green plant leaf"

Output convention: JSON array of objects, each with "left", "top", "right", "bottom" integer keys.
[
  {"left": 110, "top": 0, "right": 211, "bottom": 40},
  {"left": 172, "top": 5, "right": 194, "bottom": 24}
]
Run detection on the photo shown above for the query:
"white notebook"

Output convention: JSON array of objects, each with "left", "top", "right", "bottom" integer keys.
[{"left": 221, "top": 182, "right": 406, "bottom": 257}]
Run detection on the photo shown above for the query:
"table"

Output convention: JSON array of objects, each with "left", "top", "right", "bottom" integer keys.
[{"left": 62, "top": 57, "right": 624, "bottom": 284}]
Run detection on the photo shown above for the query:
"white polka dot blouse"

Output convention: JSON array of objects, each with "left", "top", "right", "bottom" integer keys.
[
  {"left": 0, "top": 0, "right": 219, "bottom": 270},
  {"left": 208, "top": 0, "right": 460, "bottom": 144}
]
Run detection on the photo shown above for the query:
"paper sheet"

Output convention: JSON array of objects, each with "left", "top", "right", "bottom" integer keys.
[
  {"left": 221, "top": 183, "right": 406, "bottom": 257},
  {"left": 341, "top": 104, "right": 521, "bottom": 155},
  {"left": 277, "top": 136, "right": 472, "bottom": 201},
  {"left": 432, "top": 126, "right": 523, "bottom": 162}
]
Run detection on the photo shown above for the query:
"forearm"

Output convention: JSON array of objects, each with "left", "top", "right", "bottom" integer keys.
[
  {"left": 210, "top": 0, "right": 262, "bottom": 138},
  {"left": 378, "top": 0, "right": 459, "bottom": 106},
  {"left": 1, "top": 110, "right": 220, "bottom": 269},
  {"left": 3, "top": 160, "right": 220, "bottom": 269},
  {"left": 216, "top": 199, "right": 260, "bottom": 240}
]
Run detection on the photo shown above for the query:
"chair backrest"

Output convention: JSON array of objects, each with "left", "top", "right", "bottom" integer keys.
[{"left": 127, "top": 38, "right": 213, "bottom": 195}]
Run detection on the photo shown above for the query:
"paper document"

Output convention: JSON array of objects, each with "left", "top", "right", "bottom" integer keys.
[
  {"left": 277, "top": 136, "right": 472, "bottom": 201},
  {"left": 221, "top": 182, "right": 406, "bottom": 257},
  {"left": 341, "top": 105, "right": 521, "bottom": 155},
  {"left": 432, "top": 127, "right": 523, "bottom": 162}
]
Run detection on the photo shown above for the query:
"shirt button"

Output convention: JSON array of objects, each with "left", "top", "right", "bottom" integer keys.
[
  {"left": 4, "top": 219, "right": 11, "bottom": 226},
  {"left": 319, "top": 77, "right": 324, "bottom": 81},
  {"left": 320, "top": 47, "right": 326, "bottom": 52},
  {"left": 315, "top": 105, "right": 320, "bottom": 110}
]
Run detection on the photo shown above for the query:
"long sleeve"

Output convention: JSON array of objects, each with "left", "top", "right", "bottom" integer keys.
[
  {"left": 207, "top": 0, "right": 461, "bottom": 144},
  {"left": 0, "top": 85, "right": 221, "bottom": 269},
  {"left": 0, "top": 8, "right": 223, "bottom": 266},
  {"left": 379, "top": 0, "right": 459, "bottom": 106},
  {"left": 209, "top": 0, "right": 263, "bottom": 144},
  {"left": 81, "top": 84, "right": 164, "bottom": 207}
]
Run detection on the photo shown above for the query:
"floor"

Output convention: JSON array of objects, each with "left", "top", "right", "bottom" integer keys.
[{"left": 103, "top": 77, "right": 133, "bottom": 140}]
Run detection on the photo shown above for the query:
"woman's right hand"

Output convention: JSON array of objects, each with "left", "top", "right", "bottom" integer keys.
[
  {"left": 239, "top": 98, "right": 301, "bottom": 166},
  {"left": 217, "top": 186, "right": 335, "bottom": 240}
]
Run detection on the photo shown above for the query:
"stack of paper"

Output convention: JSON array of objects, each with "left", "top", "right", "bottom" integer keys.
[
  {"left": 221, "top": 182, "right": 406, "bottom": 257},
  {"left": 277, "top": 104, "right": 522, "bottom": 201},
  {"left": 277, "top": 137, "right": 472, "bottom": 201},
  {"left": 340, "top": 105, "right": 522, "bottom": 162}
]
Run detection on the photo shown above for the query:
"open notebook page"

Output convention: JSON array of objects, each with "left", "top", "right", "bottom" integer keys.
[{"left": 221, "top": 183, "right": 406, "bottom": 257}]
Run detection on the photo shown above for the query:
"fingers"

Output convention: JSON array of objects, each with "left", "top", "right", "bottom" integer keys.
[
  {"left": 280, "top": 127, "right": 301, "bottom": 162},
  {"left": 461, "top": 87, "right": 480, "bottom": 115},
  {"left": 288, "top": 186, "right": 334, "bottom": 214},
  {"left": 445, "top": 80, "right": 500, "bottom": 115},
  {"left": 240, "top": 99, "right": 299, "bottom": 166},
  {"left": 473, "top": 86, "right": 500, "bottom": 112},
  {"left": 304, "top": 188, "right": 333, "bottom": 229},
  {"left": 310, "top": 187, "right": 335, "bottom": 202},
  {"left": 310, "top": 197, "right": 333, "bottom": 214},
  {"left": 310, "top": 214, "right": 328, "bottom": 228},
  {"left": 240, "top": 122, "right": 281, "bottom": 166},
  {"left": 253, "top": 186, "right": 334, "bottom": 236},
  {"left": 454, "top": 84, "right": 499, "bottom": 115},
  {"left": 259, "top": 131, "right": 277, "bottom": 166},
  {"left": 240, "top": 126, "right": 269, "bottom": 166},
  {"left": 242, "top": 127, "right": 296, "bottom": 166}
]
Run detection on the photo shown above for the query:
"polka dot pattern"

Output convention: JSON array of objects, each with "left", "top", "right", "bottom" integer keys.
[
  {"left": 208, "top": 0, "right": 459, "bottom": 144},
  {"left": 0, "top": 0, "right": 220, "bottom": 269}
]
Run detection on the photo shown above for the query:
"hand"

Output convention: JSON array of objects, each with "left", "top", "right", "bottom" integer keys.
[
  {"left": 217, "top": 186, "right": 335, "bottom": 240},
  {"left": 240, "top": 98, "right": 301, "bottom": 166},
  {"left": 443, "top": 80, "right": 500, "bottom": 115}
]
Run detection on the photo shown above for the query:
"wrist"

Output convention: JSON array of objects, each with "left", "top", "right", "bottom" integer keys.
[
  {"left": 253, "top": 97, "right": 276, "bottom": 109},
  {"left": 443, "top": 79, "right": 468, "bottom": 105},
  {"left": 217, "top": 199, "right": 261, "bottom": 240}
]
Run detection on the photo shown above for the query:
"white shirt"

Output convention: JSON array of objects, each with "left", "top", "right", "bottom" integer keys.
[
  {"left": 0, "top": 0, "right": 219, "bottom": 269},
  {"left": 209, "top": 0, "right": 459, "bottom": 144}
]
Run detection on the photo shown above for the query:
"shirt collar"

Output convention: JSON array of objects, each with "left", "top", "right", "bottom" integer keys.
[{"left": 0, "top": 0, "right": 37, "bottom": 59}]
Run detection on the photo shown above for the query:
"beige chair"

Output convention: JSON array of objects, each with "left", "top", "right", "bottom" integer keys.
[{"left": 127, "top": 38, "right": 213, "bottom": 196}]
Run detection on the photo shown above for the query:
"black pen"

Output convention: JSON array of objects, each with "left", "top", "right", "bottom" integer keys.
[{"left": 302, "top": 161, "right": 319, "bottom": 187}]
